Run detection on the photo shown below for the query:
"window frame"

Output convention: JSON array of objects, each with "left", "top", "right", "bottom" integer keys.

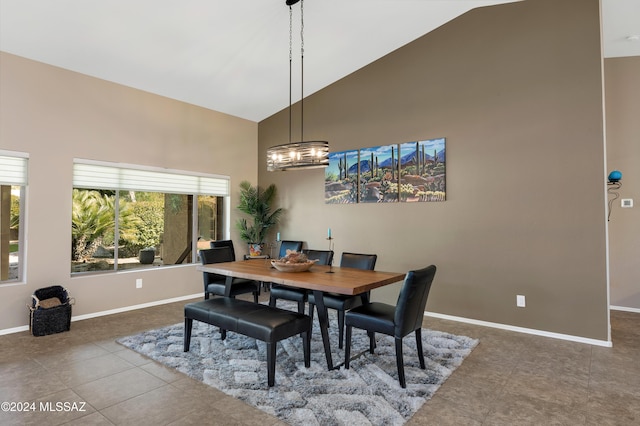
[
  {"left": 71, "top": 159, "right": 230, "bottom": 275},
  {"left": 0, "top": 150, "right": 28, "bottom": 286}
]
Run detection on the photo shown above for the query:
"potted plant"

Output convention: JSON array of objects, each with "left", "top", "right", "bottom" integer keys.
[
  {"left": 235, "top": 181, "right": 283, "bottom": 256},
  {"left": 138, "top": 247, "right": 156, "bottom": 264}
]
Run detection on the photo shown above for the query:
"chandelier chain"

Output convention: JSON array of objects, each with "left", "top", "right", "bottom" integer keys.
[
  {"left": 300, "top": 0, "right": 304, "bottom": 142},
  {"left": 288, "top": 5, "right": 293, "bottom": 144}
]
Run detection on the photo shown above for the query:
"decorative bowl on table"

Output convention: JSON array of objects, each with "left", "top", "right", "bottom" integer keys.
[{"left": 270, "top": 259, "right": 318, "bottom": 272}]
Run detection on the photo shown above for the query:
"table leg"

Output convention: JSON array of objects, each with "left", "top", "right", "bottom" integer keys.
[{"left": 312, "top": 289, "right": 334, "bottom": 370}]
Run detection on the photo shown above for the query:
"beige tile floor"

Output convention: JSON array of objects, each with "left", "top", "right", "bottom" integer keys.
[{"left": 0, "top": 294, "right": 638, "bottom": 425}]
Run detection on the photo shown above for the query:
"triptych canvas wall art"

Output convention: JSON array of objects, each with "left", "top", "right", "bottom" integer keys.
[{"left": 325, "top": 137, "right": 446, "bottom": 204}]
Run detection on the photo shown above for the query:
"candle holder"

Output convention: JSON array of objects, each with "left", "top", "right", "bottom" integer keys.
[{"left": 326, "top": 236, "right": 334, "bottom": 273}]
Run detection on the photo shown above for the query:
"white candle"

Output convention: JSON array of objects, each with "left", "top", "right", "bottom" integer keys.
[
  {"left": 328, "top": 228, "right": 332, "bottom": 238},
  {"left": 276, "top": 232, "right": 281, "bottom": 242}
]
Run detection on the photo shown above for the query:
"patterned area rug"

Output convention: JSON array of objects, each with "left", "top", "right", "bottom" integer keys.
[{"left": 117, "top": 302, "right": 478, "bottom": 425}]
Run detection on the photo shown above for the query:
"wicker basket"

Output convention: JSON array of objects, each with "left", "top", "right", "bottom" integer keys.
[{"left": 29, "top": 285, "right": 74, "bottom": 336}]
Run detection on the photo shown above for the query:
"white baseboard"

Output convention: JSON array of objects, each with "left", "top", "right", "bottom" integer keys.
[
  {"left": 0, "top": 293, "right": 202, "bottom": 336},
  {"left": 71, "top": 293, "right": 202, "bottom": 321},
  {"left": 3, "top": 296, "right": 630, "bottom": 344},
  {"left": 0, "top": 325, "right": 29, "bottom": 335},
  {"left": 610, "top": 305, "right": 640, "bottom": 314},
  {"left": 424, "top": 311, "right": 612, "bottom": 348}
]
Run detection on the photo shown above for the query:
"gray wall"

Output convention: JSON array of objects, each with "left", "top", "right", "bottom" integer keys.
[
  {"left": 605, "top": 56, "right": 640, "bottom": 310},
  {"left": 258, "top": 0, "right": 610, "bottom": 341},
  {"left": 0, "top": 52, "right": 258, "bottom": 330}
]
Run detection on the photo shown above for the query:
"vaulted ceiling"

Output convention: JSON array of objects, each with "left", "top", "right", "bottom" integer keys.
[{"left": 1, "top": 0, "right": 638, "bottom": 122}]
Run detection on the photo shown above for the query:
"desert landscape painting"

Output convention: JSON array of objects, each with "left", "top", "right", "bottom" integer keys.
[{"left": 325, "top": 137, "right": 445, "bottom": 204}]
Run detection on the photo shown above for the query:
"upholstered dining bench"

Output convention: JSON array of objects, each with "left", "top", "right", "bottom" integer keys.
[{"left": 184, "top": 298, "right": 311, "bottom": 387}]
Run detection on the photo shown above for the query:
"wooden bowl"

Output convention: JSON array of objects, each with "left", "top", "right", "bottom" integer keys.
[{"left": 270, "top": 259, "right": 318, "bottom": 272}]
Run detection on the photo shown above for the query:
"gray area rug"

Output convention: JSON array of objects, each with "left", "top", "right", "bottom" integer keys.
[{"left": 117, "top": 301, "right": 478, "bottom": 425}]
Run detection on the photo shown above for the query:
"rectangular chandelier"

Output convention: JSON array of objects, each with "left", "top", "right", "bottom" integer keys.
[{"left": 267, "top": 141, "right": 329, "bottom": 171}]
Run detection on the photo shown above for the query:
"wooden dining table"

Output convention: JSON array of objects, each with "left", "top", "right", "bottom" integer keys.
[{"left": 197, "top": 259, "right": 405, "bottom": 370}]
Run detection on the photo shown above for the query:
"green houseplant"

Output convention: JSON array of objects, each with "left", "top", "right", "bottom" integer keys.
[{"left": 235, "top": 181, "right": 283, "bottom": 256}]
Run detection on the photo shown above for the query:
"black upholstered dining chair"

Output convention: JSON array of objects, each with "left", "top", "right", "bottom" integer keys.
[
  {"left": 301, "top": 249, "right": 334, "bottom": 267},
  {"left": 268, "top": 248, "right": 334, "bottom": 314},
  {"left": 267, "top": 241, "right": 314, "bottom": 314},
  {"left": 308, "top": 252, "right": 377, "bottom": 348},
  {"left": 210, "top": 239, "right": 238, "bottom": 259},
  {"left": 344, "top": 264, "right": 437, "bottom": 388},
  {"left": 276, "top": 240, "right": 304, "bottom": 259},
  {"left": 200, "top": 246, "right": 260, "bottom": 303},
  {"left": 211, "top": 238, "right": 270, "bottom": 288}
]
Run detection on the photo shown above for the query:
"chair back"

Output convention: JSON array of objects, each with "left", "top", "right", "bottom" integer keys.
[
  {"left": 340, "top": 252, "right": 377, "bottom": 270},
  {"left": 394, "top": 265, "right": 437, "bottom": 338},
  {"left": 200, "top": 247, "right": 234, "bottom": 284},
  {"left": 210, "top": 240, "right": 236, "bottom": 261},
  {"left": 278, "top": 240, "right": 303, "bottom": 258},
  {"left": 302, "top": 249, "right": 334, "bottom": 266}
]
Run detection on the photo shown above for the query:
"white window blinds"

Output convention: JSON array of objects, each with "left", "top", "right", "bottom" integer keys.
[
  {"left": 0, "top": 153, "right": 28, "bottom": 186},
  {"left": 73, "top": 161, "right": 229, "bottom": 196}
]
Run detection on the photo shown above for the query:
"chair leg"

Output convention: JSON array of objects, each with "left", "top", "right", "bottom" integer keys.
[
  {"left": 183, "top": 318, "right": 193, "bottom": 352},
  {"left": 368, "top": 332, "right": 376, "bottom": 354},
  {"left": 297, "top": 300, "right": 305, "bottom": 315},
  {"left": 368, "top": 331, "right": 377, "bottom": 350},
  {"left": 395, "top": 337, "right": 406, "bottom": 388},
  {"left": 415, "top": 328, "right": 426, "bottom": 369},
  {"left": 220, "top": 328, "right": 227, "bottom": 340},
  {"left": 338, "top": 310, "right": 345, "bottom": 349},
  {"left": 344, "top": 325, "right": 352, "bottom": 369},
  {"left": 253, "top": 290, "right": 259, "bottom": 304},
  {"left": 302, "top": 331, "right": 311, "bottom": 368},
  {"left": 308, "top": 303, "right": 315, "bottom": 325},
  {"left": 267, "top": 342, "right": 276, "bottom": 387},
  {"left": 268, "top": 294, "right": 277, "bottom": 307}
]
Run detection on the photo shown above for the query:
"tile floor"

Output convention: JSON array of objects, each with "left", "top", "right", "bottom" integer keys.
[{"left": 0, "top": 294, "right": 638, "bottom": 425}]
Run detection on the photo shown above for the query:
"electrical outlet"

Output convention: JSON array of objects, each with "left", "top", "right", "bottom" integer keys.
[
  {"left": 136, "top": 278, "right": 143, "bottom": 289},
  {"left": 516, "top": 295, "right": 526, "bottom": 307},
  {"left": 621, "top": 199, "right": 633, "bottom": 208}
]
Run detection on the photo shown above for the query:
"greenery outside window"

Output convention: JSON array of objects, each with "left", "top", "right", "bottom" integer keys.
[
  {"left": 71, "top": 160, "right": 229, "bottom": 274},
  {"left": 0, "top": 151, "right": 28, "bottom": 284}
]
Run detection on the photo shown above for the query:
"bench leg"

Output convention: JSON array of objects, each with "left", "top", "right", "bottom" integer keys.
[
  {"left": 267, "top": 342, "right": 276, "bottom": 387},
  {"left": 184, "top": 318, "right": 193, "bottom": 352}
]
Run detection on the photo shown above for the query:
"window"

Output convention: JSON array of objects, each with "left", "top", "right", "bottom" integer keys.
[
  {"left": 71, "top": 160, "right": 229, "bottom": 274},
  {"left": 0, "top": 151, "right": 28, "bottom": 284}
]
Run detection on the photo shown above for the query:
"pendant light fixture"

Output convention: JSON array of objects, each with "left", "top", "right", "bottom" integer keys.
[{"left": 267, "top": 0, "right": 329, "bottom": 172}]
